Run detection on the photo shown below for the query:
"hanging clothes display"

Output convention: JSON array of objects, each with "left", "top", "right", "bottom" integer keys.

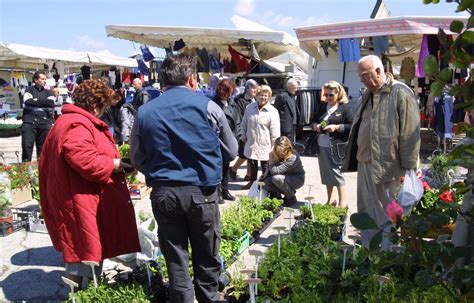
[
  {"left": 295, "top": 89, "right": 321, "bottom": 126},
  {"left": 452, "top": 96, "right": 466, "bottom": 124},
  {"left": 209, "top": 54, "right": 224, "bottom": 72},
  {"left": 228, "top": 46, "right": 249, "bottom": 72},
  {"left": 399, "top": 57, "right": 416, "bottom": 85},
  {"left": 136, "top": 55, "right": 150, "bottom": 76},
  {"left": 108, "top": 70, "right": 116, "bottom": 87},
  {"left": 122, "top": 71, "right": 131, "bottom": 84},
  {"left": 140, "top": 45, "right": 155, "bottom": 62},
  {"left": 416, "top": 35, "right": 429, "bottom": 78},
  {"left": 372, "top": 36, "right": 389, "bottom": 55},
  {"left": 434, "top": 92, "right": 454, "bottom": 139},
  {"left": 173, "top": 39, "right": 186, "bottom": 51},
  {"left": 338, "top": 38, "right": 361, "bottom": 62},
  {"left": 80, "top": 65, "right": 91, "bottom": 80},
  {"left": 196, "top": 48, "right": 210, "bottom": 72}
]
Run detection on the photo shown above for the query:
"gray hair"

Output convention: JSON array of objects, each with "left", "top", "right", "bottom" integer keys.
[
  {"left": 244, "top": 79, "right": 258, "bottom": 91},
  {"left": 132, "top": 78, "right": 142, "bottom": 85},
  {"left": 358, "top": 55, "right": 384, "bottom": 72},
  {"left": 159, "top": 54, "right": 197, "bottom": 87},
  {"left": 286, "top": 78, "right": 298, "bottom": 89}
]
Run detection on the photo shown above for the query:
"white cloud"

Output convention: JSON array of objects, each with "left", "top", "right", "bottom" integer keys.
[
  {"left": 299, "top": 16, "right": 328, "bottom": 27},
  {"left": 260, "top": 11, "right": 295, "bottom": 28},
  {"left": 93, "top": 49, "right": 115, "bottom": 56},
  {"left": 77, "top": 35, "right": 106, "bottom": 49},
  {"left": 260, "top": 11, "right": 331, "bottom": 30},
  {"left": 234, "top": 0, "right": 256, "bottom": 16}
]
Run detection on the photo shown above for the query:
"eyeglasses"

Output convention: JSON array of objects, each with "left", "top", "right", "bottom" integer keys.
[{"left": 324, "top": 93, "right": 335, "bottom": 97}]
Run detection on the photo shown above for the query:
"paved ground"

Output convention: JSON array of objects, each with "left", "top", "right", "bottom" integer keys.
[{"left": 0, "top": 134, "right": 358, "bottom": 302}]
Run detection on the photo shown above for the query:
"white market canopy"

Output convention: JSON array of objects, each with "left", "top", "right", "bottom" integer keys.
[
  {"left": 0, "top": 42, "right": 138, "bottom": 70},
  {"left": 294, "top": 16, "right": 469, "bottom": 59},
  {"left": 105, "top": 24, "right": 301, "bottom": 60}
]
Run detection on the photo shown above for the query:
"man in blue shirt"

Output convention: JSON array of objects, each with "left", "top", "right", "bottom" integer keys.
[{"left": 131, "top": 54, "right": 237, "bottom": 302}]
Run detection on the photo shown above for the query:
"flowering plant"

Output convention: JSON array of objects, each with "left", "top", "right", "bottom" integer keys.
[
  {"left": 0, "top": 162, "right": 32, "bottom": 190},
  {"left": 385, "top": 200, "right": 403, "bottom": 224},
  {"left": 413, "top": 184, "right": 462, "bottom": 221}
]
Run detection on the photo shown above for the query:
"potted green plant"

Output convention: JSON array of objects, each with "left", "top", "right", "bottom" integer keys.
[{"left": 0, "top": 162, "right": 33, "bottom": 207}]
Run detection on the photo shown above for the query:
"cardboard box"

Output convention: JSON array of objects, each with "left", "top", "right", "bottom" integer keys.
[{"left": 11, "top": 186, "right": 32, "bottom": 207}]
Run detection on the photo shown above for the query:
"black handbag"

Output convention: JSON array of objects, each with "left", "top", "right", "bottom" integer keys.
[{"left": 330, "top": 138, "right": 348, "bottom": 164}]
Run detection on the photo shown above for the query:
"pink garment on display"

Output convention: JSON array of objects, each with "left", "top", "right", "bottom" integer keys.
[{"left": 416, "top": 35, "right": 429, "bottom": 78}]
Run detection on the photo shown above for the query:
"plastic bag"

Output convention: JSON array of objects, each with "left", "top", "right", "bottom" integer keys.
[
  {"left": 398, "top": 169, "right": 424, "bottom": 215},
  {"left": 247, "top": 181, "right": 268, "bottom": 200},
  {"left": 138, "top": 218, "right": 159, "bottom": 259}
]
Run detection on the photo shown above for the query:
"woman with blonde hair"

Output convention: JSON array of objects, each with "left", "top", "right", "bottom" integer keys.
[
  {"left": 261, "top": 136, "right": 305, "bottom": 204},
  {"left": 241, "top": 85, "right": 280, "bottom": 189},
  {"left": 312, "top": 81, "right": 354, "bottom": 208}
]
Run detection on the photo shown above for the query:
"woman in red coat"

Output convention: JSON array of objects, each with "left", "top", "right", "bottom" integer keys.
[{"left": 39, "top": 79, "right": 141, "bottom": 288}]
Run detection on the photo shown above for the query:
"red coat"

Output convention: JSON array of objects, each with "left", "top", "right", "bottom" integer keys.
[{"left": 39, "top": 104, "right": 141, "bottom": 263}]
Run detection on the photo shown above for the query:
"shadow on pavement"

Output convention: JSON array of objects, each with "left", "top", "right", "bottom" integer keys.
[
  {"left": 11, "top": 246, "right": 64, "bottom": 267},
  {"left": 0, "top": 269, "right": 69, "bottom": 302}
]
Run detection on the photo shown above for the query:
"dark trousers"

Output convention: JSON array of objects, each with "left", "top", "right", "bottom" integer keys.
[
  {"left": 151, "top": 184, "right": 221, "bottom": 303},
  {"left": 248, "top": 159, "right": 268, "bottom": 182},
  {"left": 281, "top": 125, "right": 296, "bottom": 144},
  {"left": 222, "top": 162, "right": 230, "bottom": 191},
  {"left": 21, "top": 121, "right": 53, "bottom": 161}
]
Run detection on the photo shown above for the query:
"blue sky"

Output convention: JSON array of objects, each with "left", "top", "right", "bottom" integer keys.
[{"left": 0, "top": 0, "right": 468, "bottom": 58}]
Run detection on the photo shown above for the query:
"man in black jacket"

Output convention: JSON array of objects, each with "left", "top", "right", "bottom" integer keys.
[
  {"left": 274, "top": 78, "right": 298, "bottom": 143},
  {"left": 131, "top": 78, "right": 150, "bottom": 110},
  {"left": 21, "top": 71, "right": 56, "bottom": 161},
  {"left": 229, "top": 79, "right": 257, "bottom": 180}
]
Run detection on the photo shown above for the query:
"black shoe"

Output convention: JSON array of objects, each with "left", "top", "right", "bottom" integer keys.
[
  {"left": 241, "top": 182, "right": 253, "bottom": 190},
  {"left": 268, "top": 191, "right": 282, "bottom": 200},
  {"left": 284, "top": 196, "right": 297, "bottom": 205},
  {"left": 229, "top": 169, "right": 237, "bottom": 181},
  {"left": 221, "top": 190, "right": 236, "bottom": 201},
  {"left": 218, "top": 197, "right": 225, "bottom": 204}
]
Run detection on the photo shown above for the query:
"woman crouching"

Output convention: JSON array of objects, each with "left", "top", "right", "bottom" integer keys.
[{"left": 262, "top": 136, "right": 305, "bottom": 205}]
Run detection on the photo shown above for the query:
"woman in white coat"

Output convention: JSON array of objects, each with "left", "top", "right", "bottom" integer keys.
[{"left": 241, "top": 85, "right": 280, "bottom": 189}]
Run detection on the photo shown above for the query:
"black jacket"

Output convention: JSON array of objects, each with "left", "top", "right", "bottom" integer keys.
[
  {"left": 233, "top": 93, "right": 253, "bottom": 118},
  {"left": 273, "top": 90, "right": 297, "bottom": 134},
  {"left": 312, "top": 102, "right": 354, "bottom": 142},
  {"left": 22, "top": 85, "right": 55, "bottom": 123},
  {"left": 213, "top": 96, "right": 241, "bottom": 140},
  {"left": 132, "top": 88, "right": 150, "bottom": 110}
]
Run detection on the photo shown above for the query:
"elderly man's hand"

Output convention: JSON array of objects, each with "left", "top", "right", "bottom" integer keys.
[{"left": 323, "top": 124, "right": 339, "bottom": 133}]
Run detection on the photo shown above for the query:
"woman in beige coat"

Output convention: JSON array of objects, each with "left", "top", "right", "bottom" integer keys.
[{"left": 241, "top": 85, "right": 280, "bottom": 189}]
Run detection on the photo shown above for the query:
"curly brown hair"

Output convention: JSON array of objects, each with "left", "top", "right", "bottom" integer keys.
[{"left": 73, "top": 80, "right": 121, "bottom": 113}]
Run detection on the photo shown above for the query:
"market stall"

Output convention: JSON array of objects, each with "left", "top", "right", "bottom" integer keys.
[
  {"left": 0, "top": 42, "right": 139, "bottom": 134},
  {"left": 106, "top": 19, "right": 310, "bottom": 94},
  {"left": 106, "top": 23, "right": 300, "bottom": 61},
  {"left": 293, "top": 16, "right": 470, "bottom": 135},
  {"left": 294, "top": 16, "right": 469, "bottom": 99},
  {"left": 0, "top": 42, "right": 137, "bottom": 70}
]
